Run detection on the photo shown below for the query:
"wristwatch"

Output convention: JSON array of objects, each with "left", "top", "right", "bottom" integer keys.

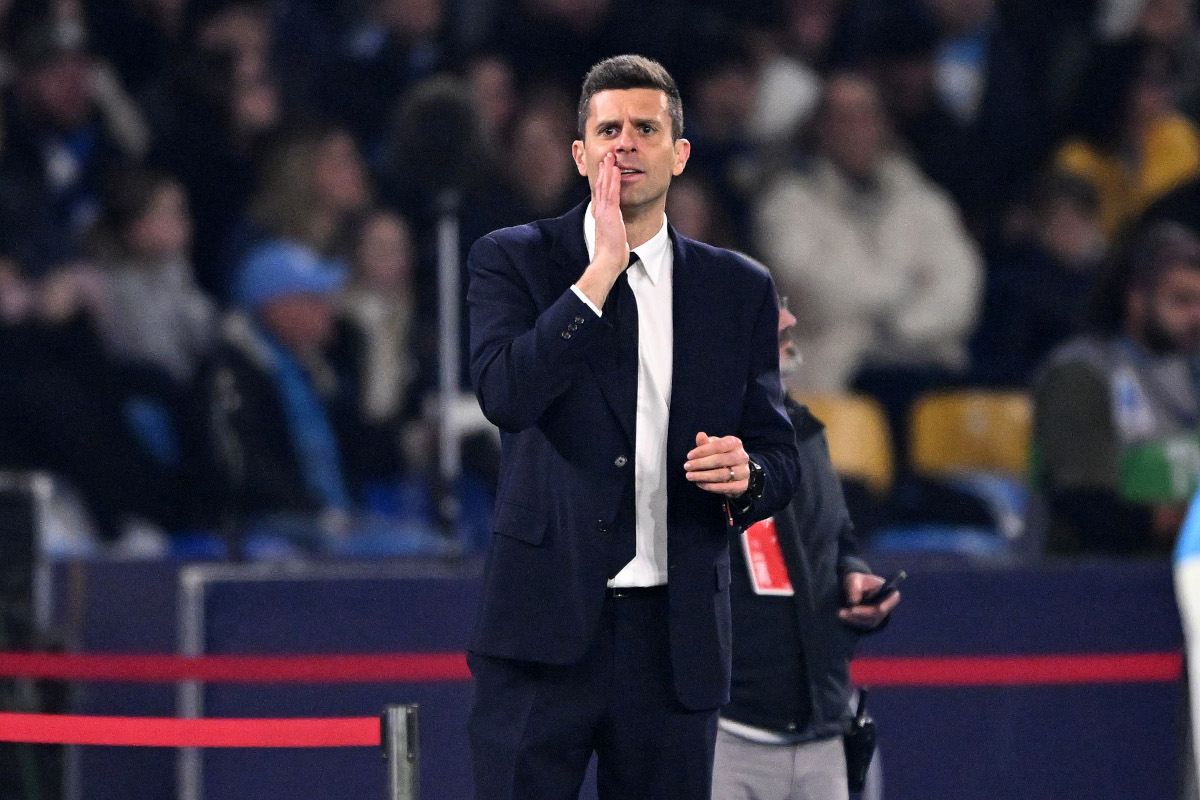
[
  {"left": 745, "top": 457, "right": 765, "bottom": 502},
  {"left": 729, "top": 458, "right": 764, "bottom": 515}
]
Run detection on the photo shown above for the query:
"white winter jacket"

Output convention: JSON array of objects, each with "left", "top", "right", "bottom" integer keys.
[{"left": 755, "top": 154, "right": 983, "bottom": 392}]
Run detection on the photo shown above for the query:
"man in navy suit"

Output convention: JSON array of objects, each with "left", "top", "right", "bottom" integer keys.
[{"left": 466, "top": 54, "right": 800, "bottom": 800}]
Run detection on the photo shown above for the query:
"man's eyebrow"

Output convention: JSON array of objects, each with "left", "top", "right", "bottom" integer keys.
[{"left": 593, "top": 116, "right": 661, "bottom": 131}]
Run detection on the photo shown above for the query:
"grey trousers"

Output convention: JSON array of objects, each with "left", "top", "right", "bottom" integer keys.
[{"left": 711, "top": 728, "right": 849, "bottom": 800}]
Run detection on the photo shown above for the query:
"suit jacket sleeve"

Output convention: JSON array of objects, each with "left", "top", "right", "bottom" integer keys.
[
  {"left": 468, "top": 231, "right": 602, "bottom": 433},
  {"left": 732, "top": 277, "right": 801, "bottom": 527}
]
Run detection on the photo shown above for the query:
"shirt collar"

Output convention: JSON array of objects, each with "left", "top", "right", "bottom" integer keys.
[{"left": 583, "top": 202, "right": 671, "bottom": 285}]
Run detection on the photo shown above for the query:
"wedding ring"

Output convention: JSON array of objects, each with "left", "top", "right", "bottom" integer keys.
[{"left": 728, "top": 468, "right": 737, "bottom": 482}]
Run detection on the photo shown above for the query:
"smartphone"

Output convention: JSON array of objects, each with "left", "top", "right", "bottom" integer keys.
[{"left": 858, "top": 570, "right": 906, "bottom": 606}]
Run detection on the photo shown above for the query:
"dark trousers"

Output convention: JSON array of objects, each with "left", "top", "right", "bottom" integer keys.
[{"left": 468, "top": 588, "right": 719, "bottom": 800}]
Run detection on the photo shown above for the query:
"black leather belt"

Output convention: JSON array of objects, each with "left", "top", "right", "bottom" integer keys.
[{"left": 606, "top": 585, "right": 667, "bottom": 599}]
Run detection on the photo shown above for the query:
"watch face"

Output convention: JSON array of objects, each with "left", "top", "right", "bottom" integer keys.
[{"left": 747, "top": 459, "right": 764, "bottom": 498}]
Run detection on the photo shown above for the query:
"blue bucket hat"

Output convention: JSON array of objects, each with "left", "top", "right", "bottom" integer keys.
[{"left": 235, "top": 240, "right": 348, "bottom": 309}]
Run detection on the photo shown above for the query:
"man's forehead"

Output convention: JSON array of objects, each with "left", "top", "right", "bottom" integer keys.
[{"left": 585, "top": 88, "right": 670, "bottom": 122}]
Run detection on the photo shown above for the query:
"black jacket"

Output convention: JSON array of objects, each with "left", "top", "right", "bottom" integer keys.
[
  {"left": 724, "top": 395, "right": 873, "bottom": 740},
  {"left": 194, "top": 312, "right": 400, "bottom": 522}
]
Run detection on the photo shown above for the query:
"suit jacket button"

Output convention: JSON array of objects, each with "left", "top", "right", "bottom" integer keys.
[
  {"left": 561, "top": 331, "right": 572, "bottom": 339},
  {"left": 568, "top": 323, "right": 578, "bottom": 331},
  {"left": 614, "top": 455, "right": 628, "bottom": 467},
  {"left": 596, "top": 520, "right": 608, "bottom": 532},
  {"left": 574, "top": 315, "right": 585, "bottom": 324}
]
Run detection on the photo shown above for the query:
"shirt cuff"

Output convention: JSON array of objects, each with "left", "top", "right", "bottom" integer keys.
[{"left": 571, "top": 284, "right": 603, "bottom": 317}]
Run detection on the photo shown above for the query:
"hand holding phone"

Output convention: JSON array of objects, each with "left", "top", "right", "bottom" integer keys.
[
  {"left": 839, "top": 569, "right": 903, "bottom": 629},
  {"left": 858, "top": 570, "right": 906, "bottom": 607}
]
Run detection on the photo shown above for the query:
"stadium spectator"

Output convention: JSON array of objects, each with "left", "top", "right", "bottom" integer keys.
[
  {"left": 1054, "top": 38, "right": 1200, "bottom": 239},
  {"left": 754, "top": 72, "right": 982, "bottom": 395},
  {"left": 374, "top": 75, "right": 516, "bottom": 391},
  {"left": 1034, "top": 221, "right": 1200, "bottom": 554},
  {"left": 854, "top": 2, "right": 992, "bottom": 237},
  {"left": 319, "top": 0, "right": 451, "bottom": 152},
  {"left": 747, "top": 0, "right": 839, "bottom": 148},
  {"left": 73, "top": 166, "right": 216, "bottom": 494},
  {"left": 375, "top": 75, "right": 502, "bottom": 236},
  {"left": 144, "top": 1, "right": 283, "bottom": 300},
  {"left": 198, "top": 239, "right": 362, "bottom": 529},
  {"left": 970, "top": 171, "right": 1108, "bottom": 386},
  {"left": 497, "top": 90, "right": 587, "bottom": 221},
  {"left": 228, "top": 121, "right": 372, "bottom": 279},
  {"left": 1094, "top": 0, "right": 1200, "bottom": 124},
  {"left": 0, "top": 16, "right": 145, "bottom": 276},
  {"left": 462, "top": 52, "right": 518, "bottom": 151},
  {"left": 679, "top": 39, "right": 762, "bottom": 250},
  {"left": 87, "top": 166, "right": 215, "bottom": 386},
  {"left": 0, "top": 258, "right": 189, "bottom": 541},
  {"left": 334, "top": 208, "right": 423, "bottom": 479},
  {"left": 916, "top": 0, "right": 1050, "bottom": 238}
]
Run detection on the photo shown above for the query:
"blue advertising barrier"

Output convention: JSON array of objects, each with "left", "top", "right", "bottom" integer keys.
[{"left": 60, "top": 555, "right": 1183, "bottom": 800}]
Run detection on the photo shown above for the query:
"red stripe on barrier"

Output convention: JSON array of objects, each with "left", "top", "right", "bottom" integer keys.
[
  {"left": 0, "top": 651, "right": 1181, "bottom": 687},
  {"left": 0, "top": 652, "right": 470, "bottom": 683},
  {"left": 850, "top": 652, "right": 1184, "bottom": 687},
  {"left": 0, "top": 712, "right": 380, "bottom": 748}
]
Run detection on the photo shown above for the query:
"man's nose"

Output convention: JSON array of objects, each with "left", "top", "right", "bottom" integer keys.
[{"left": 614, "top": 124, "right": 635, "bottom": 150}]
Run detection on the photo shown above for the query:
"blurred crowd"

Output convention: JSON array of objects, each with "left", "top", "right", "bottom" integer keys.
[{"left": 0, "top": 0, "right": 1199, "bottom": 558}]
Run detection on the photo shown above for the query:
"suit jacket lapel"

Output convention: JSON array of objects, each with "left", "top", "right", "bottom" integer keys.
[
  {"left": 668, "top": 231, "right": 720, "bottom": 470},
  {"left": 546, "top": 202, "right": 590, "bottom": 297}
]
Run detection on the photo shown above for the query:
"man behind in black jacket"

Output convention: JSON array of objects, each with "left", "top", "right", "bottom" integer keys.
[{"left": 712, "top": 299, "right": 900, "bottom": 800}]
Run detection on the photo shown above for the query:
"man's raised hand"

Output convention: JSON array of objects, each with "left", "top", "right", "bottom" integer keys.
[{"left": 576, "top": 152, "right": 630, "bottom": 309}]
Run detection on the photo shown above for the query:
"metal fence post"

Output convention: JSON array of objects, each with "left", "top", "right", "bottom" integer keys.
[{"left": 382, "top": 704, "right": 420, "bottom": 800}]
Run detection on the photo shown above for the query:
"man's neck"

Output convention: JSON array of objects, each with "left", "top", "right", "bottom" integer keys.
[{"left": 623, "top": 202, "right": 667, "bottom": 250}]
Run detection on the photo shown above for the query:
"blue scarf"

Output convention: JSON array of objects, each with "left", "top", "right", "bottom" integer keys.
[{"left": 259, "top": 327, "right": 353, "bottom": 511}]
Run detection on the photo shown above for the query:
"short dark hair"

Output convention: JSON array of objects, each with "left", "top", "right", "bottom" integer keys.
[
  {"left": 577, "top": 54, "right": 684, "bottom": 141},
  {"left": 1128, "top": 221, "right": 1200, "bottom": 290},
  {"left": 1089, "top": 221, "right": 1200, "bottom": 333}
]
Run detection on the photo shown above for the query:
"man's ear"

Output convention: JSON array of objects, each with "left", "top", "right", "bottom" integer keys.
[
  {"left": 572, "top": 140, "right": 587, "bottom": 177},
  {"left": 672, "top": 138, "right": 691, "bottom": 176}
]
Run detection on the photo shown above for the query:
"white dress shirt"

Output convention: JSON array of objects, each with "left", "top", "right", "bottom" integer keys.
[{"left": 572, "top": 204, "right": 673, "bottom": 587}]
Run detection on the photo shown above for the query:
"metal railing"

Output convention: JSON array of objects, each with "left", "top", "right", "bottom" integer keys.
[{"left": 382, "top": 704, "right": 419, "bottom": 800}]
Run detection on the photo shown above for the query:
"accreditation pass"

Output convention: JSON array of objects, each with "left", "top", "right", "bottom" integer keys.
[{"left": 741, "top": 517, "right": 794, "bottom": 596}]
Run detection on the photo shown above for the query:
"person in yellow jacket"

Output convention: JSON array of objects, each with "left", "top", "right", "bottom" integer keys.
[{"left": 1055, "top": 41, "right": 1200, "bottom": 238}]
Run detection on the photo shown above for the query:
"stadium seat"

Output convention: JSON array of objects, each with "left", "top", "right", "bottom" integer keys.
[
  {"left": 900, "top": 390, "right": 1035, "bottom": 546},
  {"left": 793, "top": 392, "right": 895, "bottom": 494},
  {"left": 909, "top": 390, "right": 1033, "bottom": 479}
]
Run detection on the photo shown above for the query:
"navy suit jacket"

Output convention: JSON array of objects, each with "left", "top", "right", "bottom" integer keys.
[{"left": 467, "top": 201, "right": 800, "bottom": 710}]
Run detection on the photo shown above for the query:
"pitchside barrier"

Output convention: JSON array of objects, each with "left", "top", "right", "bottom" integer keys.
[
  {"left": 13, "top": 555, "right": 1187, "bottom": 800},
  {"left": 0, "top": 704, "right": 419, "bottom": 799}
]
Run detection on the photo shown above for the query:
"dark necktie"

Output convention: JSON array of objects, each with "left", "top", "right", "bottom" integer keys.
[
  {"left": 615, "top": 255, "right": 640, "bottom": 374},
  {"left": 608, "top": 254, "right": 640, "bottom": 578}
]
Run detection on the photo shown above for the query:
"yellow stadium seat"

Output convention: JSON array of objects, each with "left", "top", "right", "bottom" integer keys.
[
  {"left": 793, "top": 392, "right": 894, "bottom": 494},
  {"left": 909, "top": 390, "right": 1032, "bottom": 478}
]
